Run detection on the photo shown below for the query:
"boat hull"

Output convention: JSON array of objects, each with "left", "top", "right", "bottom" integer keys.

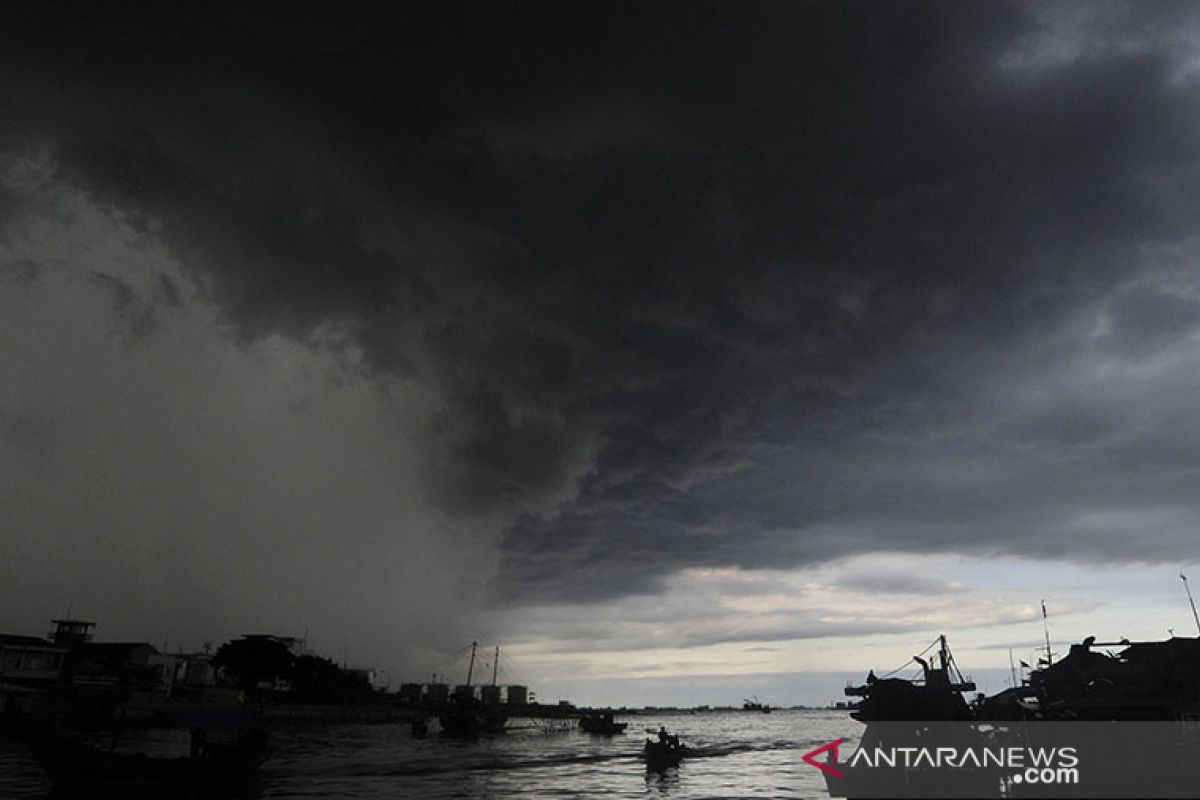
[
  {"left": 30, "top": 728, "right": 269, "bottom": 796},
  {"left": 643, "top": 739, "right": 687, "bottom": 770},
  {"left": 579, "top": 716, "right": 627, "bottom": 735}
]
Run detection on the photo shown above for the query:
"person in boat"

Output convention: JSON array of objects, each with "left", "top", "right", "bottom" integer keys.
[
  {"left": 190, "top": 728, "right": 206, "bottom": 757},
  {"left": 411, "top": 715, "right": 429, "bottom": 738},
  {"left": 658, "top": 726, "right": 668, "bottom": 743},
  {"left": 866, "top": 670, "right": 877, "bottom": 685}
]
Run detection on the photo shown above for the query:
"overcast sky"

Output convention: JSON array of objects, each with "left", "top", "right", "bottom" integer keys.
[{"left": 4, "top": 1, "right": 1200, "bottom": 706}]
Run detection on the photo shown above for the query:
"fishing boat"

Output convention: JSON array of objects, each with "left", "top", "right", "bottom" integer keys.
[
  {"left": 29, "top": 725, "right": 269, "bottom": 796},
  {"left": 1013, "top": 583, "right": 1200, "bottom": 721},
  {"left": 438, "top": 642, "right": 508, "bottom": 738},
  {"left": 579, "top": 711, "right": 627, "bottom": 735},
  {"left": 838, "top": 630, "right": 1200, "bottom": 723},
  {"left": 1021, "top": 634, "right": 1200, "bottom": 721},
  {"left": 829, "top": 636, "right": 1008, "bottom": 797},
  {"left": 843, "top": 635, "right": 977, "bottom": 722},
  {"left": 826, "top": 590, "right": 1200, "bottom": 796}
]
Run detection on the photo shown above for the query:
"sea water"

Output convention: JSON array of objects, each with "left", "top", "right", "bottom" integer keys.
[{"left": 0, "top": 709, "right": 862, "bottom": 799}]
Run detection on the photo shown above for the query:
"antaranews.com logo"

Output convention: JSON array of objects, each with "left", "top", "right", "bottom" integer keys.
[
  {"left": 801, "top": 721, "right": 1200, "bottom": 799},
  {"left": 804, "top": 738, "right": 1080, "bottom": 787}
]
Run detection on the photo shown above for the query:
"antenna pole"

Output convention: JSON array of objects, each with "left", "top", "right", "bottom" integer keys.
[
  {"left": 492, "top": 646, "right": 499, "bottom": 686},
  {"left": 1181, "top": 574, "right": 1200, "bottom": 636},
  {"left": 466, "top": 641, "right": 478, "bottom": 686},
  {"left": 1009, "top": 648, "right": 1017, "bottom": 689},
  {"left": 1041, "top": 600, "right": 1053, "bottom": 666}
]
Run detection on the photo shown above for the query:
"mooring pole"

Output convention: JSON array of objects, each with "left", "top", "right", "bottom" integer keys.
[
  {"left": 1181, "top": 574, "right": 1200, "bottom": 636},
  {"left": 1041, "top": 600, "right": 1053, "bottom": 666}
]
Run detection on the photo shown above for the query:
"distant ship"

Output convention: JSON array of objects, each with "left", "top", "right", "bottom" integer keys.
[{"left": 741, "top": 696, "right": 771, "bottom": 713}]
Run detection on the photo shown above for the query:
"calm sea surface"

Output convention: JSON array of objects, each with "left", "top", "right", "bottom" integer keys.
[{"left": 0, "top": 710, "right": 861, "bottom": 799}]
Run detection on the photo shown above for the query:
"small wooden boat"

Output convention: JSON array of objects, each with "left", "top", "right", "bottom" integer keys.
[
  {"left": 438, "top": 698, "right": 507, "bottom": 738},
  {"left": 579, "top": 712, "right": 627, "bottom": 735},
  {"left": 643, "top": 736, "right": 688, "bottom": 770},
  {"left": 30, "top": 726, "right": 270, "bottom": 796}
]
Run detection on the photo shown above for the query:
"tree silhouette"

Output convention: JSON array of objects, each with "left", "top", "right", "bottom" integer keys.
[{"left": 212, "top": 636, "right": 294, "bottom": 698}]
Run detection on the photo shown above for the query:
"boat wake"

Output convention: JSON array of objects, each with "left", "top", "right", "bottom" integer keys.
[
  {"left": 370, "top": 751, "right": 640, "bottom": 776},
  {"left": 273, "top": 739, "right": 812, "bottom": 779}
]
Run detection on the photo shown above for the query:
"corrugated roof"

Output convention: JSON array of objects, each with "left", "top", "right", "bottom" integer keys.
[{"left": 0, "top": 633, "right": 58, "bottom": 648}]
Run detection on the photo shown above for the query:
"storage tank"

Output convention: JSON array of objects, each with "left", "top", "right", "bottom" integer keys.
[
  {"left": 506, "top": 685, "right": 528, "bottom": 705},
  {"left": 480, "top": 685, "right": 502, "bottom": 705}
]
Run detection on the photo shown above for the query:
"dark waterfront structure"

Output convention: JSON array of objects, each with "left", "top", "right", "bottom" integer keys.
[
  {"left": 1, "top": 619, "right": 170, "bottom": 728},
  {"left": 29, "top": 725, "right": 270, "bottom": 795}
]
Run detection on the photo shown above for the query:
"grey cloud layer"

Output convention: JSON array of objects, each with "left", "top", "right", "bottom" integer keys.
[{"left": 4, "top": 2, "right": 1200, "bottom": 608}]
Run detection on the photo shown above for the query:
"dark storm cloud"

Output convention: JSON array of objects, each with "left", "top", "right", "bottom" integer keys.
[
  {"left": 5, "top": 1, "right": 1200, "bottom": 607},
  {"left": 87, "top": 271, "right": 162, "bottom": 340},
  {"left": 0, "top": 407, "right": 58, "bottom": 453},
  {"left": 834, "top": 573, "right": 966, "bottom": 596}
]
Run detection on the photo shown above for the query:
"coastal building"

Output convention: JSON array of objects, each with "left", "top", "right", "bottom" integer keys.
[
  {"left": 3, "top": 619, "right": 161, "bottom": 725},
  {"left": 0, "top": 633, "right": 69, "bottom": 723},
  {"left": 0, "top": 634, "right": 68, "bottom": 683},
  {"left": 48, "top": 619, "right": 96, "bottom": 646},
  {"left": 180, "top": 654, "right": 217, "bottom": 688},
  {"left": 426, "top": 682, "right": 449, "bottom": 704},
  {"left": 67, "top": 642, "right": 161, "bottom": 688},
  {"left": 346, "top": 667, "right": 387, "bottom": 692}
]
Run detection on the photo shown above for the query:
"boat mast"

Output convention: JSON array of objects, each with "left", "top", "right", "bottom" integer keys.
[
  {"left": 466, "top": 641, "right": 478, "bottom": 686},
  {"left": 1181, "top": 574, "right": 1200, "bottom": 636},
  {"left": 492, "top": 646, "right": 499, "bottom": 685},
  {"left": 1041, "top": 600, "right": 1053, "bottom": 666}
]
